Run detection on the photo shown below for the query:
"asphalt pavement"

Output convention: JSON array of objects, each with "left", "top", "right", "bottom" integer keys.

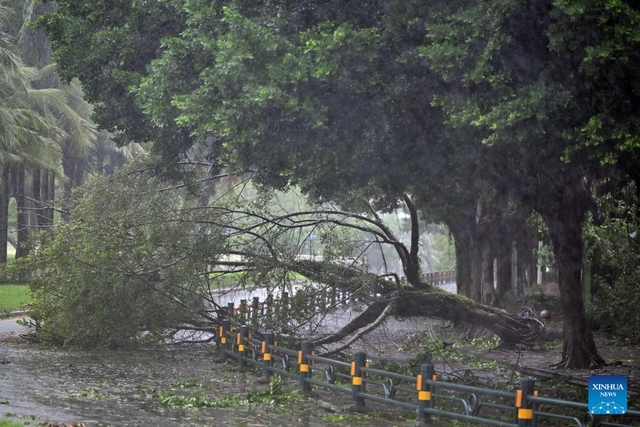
[{"left": 0, "top": 316, "right": 29, "bottom": 335}]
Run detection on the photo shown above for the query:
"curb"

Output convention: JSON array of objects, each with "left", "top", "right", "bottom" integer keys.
[{"left": 0, "top": 309, "right": 27, "bottom": 319}]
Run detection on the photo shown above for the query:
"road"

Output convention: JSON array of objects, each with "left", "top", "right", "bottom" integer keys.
[{"left": 0, "top": 316, "right": 29, "bottom": 335}]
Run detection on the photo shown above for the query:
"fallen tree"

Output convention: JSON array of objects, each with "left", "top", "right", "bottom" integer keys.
[
  {"left": 282, "top": 260, "right": 544, "bottom": 351},
  {"left": 14, "top": 164, "right": 544, "bottom": 352}
]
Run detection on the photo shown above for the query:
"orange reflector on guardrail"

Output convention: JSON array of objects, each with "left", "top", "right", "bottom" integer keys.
[{"left": 518, "top": 408, "right": 533, "bottom": 420}]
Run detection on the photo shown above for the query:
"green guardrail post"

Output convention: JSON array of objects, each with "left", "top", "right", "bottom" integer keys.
[
  {"left": 238, "top": 324, "right": 248, "bottom": 370},
  {"left": 417, "top": 363, "right": 435, "bottom": 424},
  {"left": 351, "top": 351, "right": 366, "bottom": 410},
  {"left": 299, "top": 341, "right": 313, "bottom": 394},
  {"left": 517, "top": 378, "right": 535, "bottom": 427},
  {"left": 263, "top": 332, "right": 274, "bottom": 381}
]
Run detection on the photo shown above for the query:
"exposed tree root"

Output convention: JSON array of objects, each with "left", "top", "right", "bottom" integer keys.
[
  {"left": 305, "top": 287, "right": 545, "bottom": 351},
  {"left": 315, "top": 300, "right": 396, "bottom": 356}
]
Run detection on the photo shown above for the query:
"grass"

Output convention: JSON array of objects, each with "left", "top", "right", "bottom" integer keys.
[{"left": 0, "top": 284, "right": 31, "bottom": 313}]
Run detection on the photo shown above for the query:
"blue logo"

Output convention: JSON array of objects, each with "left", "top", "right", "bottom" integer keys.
[{"left": 589, "top": 375, "right": 627, "bottom": 415}]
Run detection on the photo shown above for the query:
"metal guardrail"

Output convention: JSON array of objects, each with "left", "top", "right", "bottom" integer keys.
[{"left": 215, "top": 320, "right": 639, "bottom": 426}]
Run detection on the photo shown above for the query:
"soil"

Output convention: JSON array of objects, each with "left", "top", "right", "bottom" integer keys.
[{"left": 1, "top": 317, "right": 638, "bottom": 427}]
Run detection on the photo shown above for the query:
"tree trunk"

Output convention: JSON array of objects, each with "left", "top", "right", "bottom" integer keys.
[
  {"left": 311, "top": 285, "right": 543, "bottom": 348},
  {"left": 32, "top": 167, "right": 42, "bottom": 227},
  {"left": 470, "top": 231, "right": 484, "bottom": 302},
  {"left": 0, "top": 166, "right": 9, "bottom": 264},
  {"left": 538, "top": 185, "right": 605, "bottom": 369},
  {"left": 449, "top": 220, "right": 472, "bottom": 297},
  {"left": 291, "top": 258, "right": 544, "bottom": 348},
  {"left": 15, "top": 165, "right": 29, "bottom": 258},
  {"left": 481, "top": 243, "right": 497, "bottom": 305},
  {"left": 394, "top": 288, "right": 542, "bottom": 344},
  {"left": 495, "top": 236, "right": 512, "bottom": 299},
  {"left": 41, "top": 170, "right": 55, "bottom": 226}
]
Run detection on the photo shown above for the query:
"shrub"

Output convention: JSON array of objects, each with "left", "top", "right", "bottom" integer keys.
[{"left": 11, "top": 162, "right": 225, "bottom": 348}]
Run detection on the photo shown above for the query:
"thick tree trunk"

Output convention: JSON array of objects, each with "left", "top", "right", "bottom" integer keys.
[
  {"left": 481, "top": 243, "right": 498, "bottom": 305},
  {"left": 449, "top": 220, "right": 472, "bottom": 297},
  {"left": 495, "top": 237, "right": 512, "bottom": 299},
  {"left": 544, "top": 213, "right": 604, "bottom": 368},
  {"left": 538, "top": 181, "right": 604, "bottom": 369},
  {"left": 310, "top": 286, "right": 543, "bottom": 348},
  {"left": 394, "top": 287, "right": 542, "bottom": 344},
  {"left": 449, "top": 206, "right": 486, "bottom": 302},
  {"left": 292, "top": 257, "right": 543, "bottom": 348},
  {"left": 470, "top": 231, "right": 484, "bottom": 302}
]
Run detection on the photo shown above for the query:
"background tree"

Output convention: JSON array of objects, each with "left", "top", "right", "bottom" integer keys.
[{"left": 422, "top": 0, "right": 640, "bottom": 368}]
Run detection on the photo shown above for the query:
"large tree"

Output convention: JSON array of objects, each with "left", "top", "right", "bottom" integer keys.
[
  {"left": 0, "top": 1, "right": 99, "bottom": 260},
  {"left": 36, "top": 1, "right": 539, "bottom": 307},
  {"left": 36, "top": 0, "right": 640, "bottom": 367},
  {"left": 422, "top": 0, "right": 640, "bottom": 367}
]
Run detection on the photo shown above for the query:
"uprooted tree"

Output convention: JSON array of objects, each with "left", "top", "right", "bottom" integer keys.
[{"left": 13, "top": 162, "right": 542, "bottom": 350}]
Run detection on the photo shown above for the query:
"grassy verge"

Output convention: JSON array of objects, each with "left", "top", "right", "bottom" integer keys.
[
  {"left": 0, "top": 284, "right": 31, "bottom": 313},
  {"left": 0, "top": 421, "right": 25, "bottom": 427}
]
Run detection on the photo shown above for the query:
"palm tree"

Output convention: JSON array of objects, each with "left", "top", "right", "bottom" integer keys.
[{"left": 0, "top": 0, "right": 95, "bottom": 262}]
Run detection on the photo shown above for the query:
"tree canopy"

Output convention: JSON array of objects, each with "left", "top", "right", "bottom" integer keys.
[{"left": 35, "top": 0, "right": 640, "bottom": 367}]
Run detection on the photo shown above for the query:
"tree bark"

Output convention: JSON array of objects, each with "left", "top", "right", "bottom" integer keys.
[
  {"left": 538, "top": 183, "right": 604, "bottom": 369},
  {"left": 290, "top": 258, "right": 543, "bottom": 348},
  {"left": 393, "top": 287, "right": 542, "bottom": 344},
  {"left": 470, "top": 228, "right": 486, "bottom": 303},
  {"left": 15, "top": 165, "right": 29, "bottom": 258},
  {"left": 32, "top": 167, "right": 42, "bottom": 227},
  {"left": 0, "top": 166, "right": 9, "bottom": 264},
  {"left": 41, "top": 170, "right": 55, "bottom": 226},
  {"left": 495, "top": 236, "right": 512, "bottom": 298},
  {"left": 448, "top": 219, "right": 473, "bottom": 298},
  {"left": 310, "top": 285, "right": 543, "bottom": 348}
]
